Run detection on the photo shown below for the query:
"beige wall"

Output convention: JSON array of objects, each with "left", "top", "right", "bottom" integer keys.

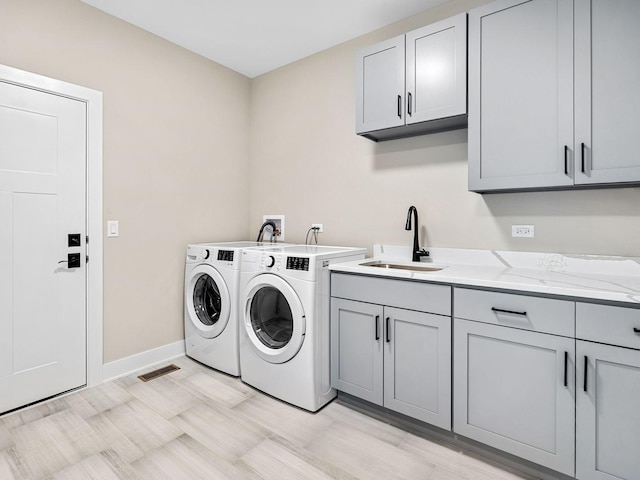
[
  {"left": 249, "top": 0, "right": 640, "bottom": 258},
  {"left": 4, "top": 0, "right": 640, "bottom": 365},
  {"left": 0, "top": 0, "right": 251, "bottom": 362}
]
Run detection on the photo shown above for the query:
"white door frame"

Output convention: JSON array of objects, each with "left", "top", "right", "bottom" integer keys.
[{"left": 0, "top": 64, "right": 103, "bottom": 387}]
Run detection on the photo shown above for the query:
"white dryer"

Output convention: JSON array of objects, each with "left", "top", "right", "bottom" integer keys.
[
  {"left": 184, "top": 241, "right": 281, "bottom": 376},
  {"left": 239, "top": 245, "right": 365, "bottom": 411}
]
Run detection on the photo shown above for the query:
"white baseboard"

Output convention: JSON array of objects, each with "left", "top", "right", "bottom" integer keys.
[{"left": 102, "top": 340, "right": 186, "bottom": 382}]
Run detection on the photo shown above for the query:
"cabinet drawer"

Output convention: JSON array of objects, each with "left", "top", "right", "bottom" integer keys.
[
  {"left": 454, "top": 288, "right": 574, "bottom": 337},
  {"left": 330, "top": 273, "right": 451, "bottom": 316},
  {"left": 576, "top": 302, "right": 640, "bottom": 350}
]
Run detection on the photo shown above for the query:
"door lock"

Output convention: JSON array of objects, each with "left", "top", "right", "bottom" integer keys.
[{"left": 68, "top": 233, "right": 81, "bottom": 247}]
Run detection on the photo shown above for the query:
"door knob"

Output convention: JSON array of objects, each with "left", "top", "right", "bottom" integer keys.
[{"left": 58, "top": 253, "right": 81, "bottom": 268}]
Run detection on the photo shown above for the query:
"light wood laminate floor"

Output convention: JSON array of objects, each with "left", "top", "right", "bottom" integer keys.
[{"left": 0, "top": 356, "right": 538, "bottom": 480}]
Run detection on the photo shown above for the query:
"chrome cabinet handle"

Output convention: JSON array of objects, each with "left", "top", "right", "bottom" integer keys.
[
  {"left": 397, "top": 95, "right": 402, "bottom": 118},
  {"left": 375, "top": 315, "right": 380, "bottom": 341},
  {"left": 407, "top": 92, "right": 412, "bottom": 116}
]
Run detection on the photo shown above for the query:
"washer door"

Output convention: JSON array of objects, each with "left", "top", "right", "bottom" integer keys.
[
  {"left": 186, "top": 264, "right": 230, "bottom": 338},
  {"left": 243, "top": 274, "right": 305, "bottom": 364}
]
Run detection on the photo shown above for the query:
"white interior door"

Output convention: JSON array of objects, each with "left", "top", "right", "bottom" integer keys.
[{"left": 0, "top": 80, "right": 87, "bottom": 414}]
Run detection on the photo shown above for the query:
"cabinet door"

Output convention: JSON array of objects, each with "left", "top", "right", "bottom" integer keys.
[
  {"left": 330, "top": 298, "right": 383, "bottom": 405},
  {"left": 453, "top": 319, "right": 575, "bottom": 476},
  {"left": 574, "top": 0, "right": 640, "bottom": 185},
  {"left": 383, "top": 307, "right": 451, "bottom": 429},
  {"left": 468, "top": 0, "right": 574, "bottom": 192},
  {"left": 576, "top": 341, "right": 640, "bottom": 480},
  {"left": 406, "top": 13, "right": 467, "bottom": 125},
  {"left": 355, "top": 35, "right": 405, "bottom": 134}
]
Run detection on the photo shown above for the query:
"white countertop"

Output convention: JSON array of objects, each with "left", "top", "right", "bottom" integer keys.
[{"left": 329, "top": 245, "right": 640, "bottom": 305}]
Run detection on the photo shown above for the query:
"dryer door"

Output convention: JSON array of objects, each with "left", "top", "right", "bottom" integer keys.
[
  {"left": 243, "top": 274, "right": 305, "bottom": 364},
  {"left": 186, "top": 264, "right": 231, "bottom": 338}
]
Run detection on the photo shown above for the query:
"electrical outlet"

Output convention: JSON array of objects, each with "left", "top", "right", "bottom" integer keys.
[
  {"left": 512, "top": 225, "right": 535, "bottom": 238},
  {"left": 262, "top": 214, "right": 285, "bottom": 241},
  {"left": 311, "top": 223, "right": 324, "bottom": 233}
]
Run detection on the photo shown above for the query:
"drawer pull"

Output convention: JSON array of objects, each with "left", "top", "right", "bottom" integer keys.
[
  {"left": 583, "top": 356, "right": 589, "bottom": 393},
  {"left": 375, "top": 315, "right": 380, "bottom": 341},
  {"left": 634, "top": 328, "right": 640, "bottom": 334},
  {"left": 386, "top": 317, "right": 391, "bottom": 343},
  {"left": 563, "top": 351, "right": 568, "bottom": 388},
  {"left": 491, "top": 307, "right": 527, "bottom": 317}
]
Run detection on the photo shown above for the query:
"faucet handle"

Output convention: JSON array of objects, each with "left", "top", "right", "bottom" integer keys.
[{"left": 416, "top": 248, "right": 430, "bottom": 258}]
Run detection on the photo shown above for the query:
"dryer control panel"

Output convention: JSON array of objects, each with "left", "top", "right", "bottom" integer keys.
[
  {"left": 286, "top": 257, "right": 310, "bottom": 271},
  {"left": 217, "top": 250, "right": 234, "bottom": 262},
  {"left": 254, "top": 252, "right": 317, "bottom": 281}
]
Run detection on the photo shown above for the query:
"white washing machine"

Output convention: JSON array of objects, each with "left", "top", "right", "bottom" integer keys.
[
  {"left": 184, "top": 241, "right": 283, "bottom": 376},
  {"left": 239, "top": 245, "right": 365, "bottom": 411}
]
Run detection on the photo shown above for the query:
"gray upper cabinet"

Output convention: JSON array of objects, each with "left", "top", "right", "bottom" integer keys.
[
  {"left": 405, "top": 16, "right": 467, "bottom": 127},
  {"left": 574, "top": 0, "right": 640, "bottom": 185},
  {"left": 355, "top": 35, "right": 406, "bottom": 135},
  {"left": 356, "top": 13, "right": 467, "bottom": 141},
  {"left": 468, "top": 0, "right": 574, "bottom": 192},
  {"left": 469, "top": 0, "right": 640, "bottom": 192}
]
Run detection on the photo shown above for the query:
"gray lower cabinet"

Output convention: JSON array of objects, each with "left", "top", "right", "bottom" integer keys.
[
  {"left": 331, "top": 276, "right": 640, "bottom": 479},
  {"left": 576, "top": 341, "right": 640, "bottom": 480},
  {"left": 454, "top": 319, "right": 575, "bottom": 476},
  {"left": 384, "top": 306, "right": 451, "bottom": 429},
  {"left": 330, "top": 298, "right": 384, "bottom": 405},
  {"left": 453, "top": 288, "right": 576, "bottom": 477},
  {"left": 330, "top": 274, "right": 452, "bottom": 429},
  {"left": 576, "top": 303, "right": 640, "bottom": 480}
]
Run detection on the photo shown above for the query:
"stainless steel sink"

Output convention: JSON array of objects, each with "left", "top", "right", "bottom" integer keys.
[{"left": 359, "top": 260, "right": 445, "bottom": 272}]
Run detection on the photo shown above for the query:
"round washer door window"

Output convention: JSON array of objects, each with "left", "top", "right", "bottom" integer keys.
[
  {"left": 243, "top": 275, "right": 305, "bottom": 364},
  {"left": 186, "top": 264, "right": 230, "bottom": 338}
]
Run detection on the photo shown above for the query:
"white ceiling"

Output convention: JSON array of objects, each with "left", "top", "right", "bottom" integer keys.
[{"left": 80, "top": 0, "right": 448, "bottom": 78}]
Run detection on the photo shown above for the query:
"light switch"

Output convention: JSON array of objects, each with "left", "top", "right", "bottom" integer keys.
[{"left": 107, "top": 220, "right": 119, "bottom": 237}]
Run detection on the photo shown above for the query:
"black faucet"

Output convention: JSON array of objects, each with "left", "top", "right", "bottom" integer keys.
[
  {"left": 405, "top": 206, "right": 430, "bottom": 262},
  {"left": 256, "top": 221, "right": 277, "bottom": 243}
]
